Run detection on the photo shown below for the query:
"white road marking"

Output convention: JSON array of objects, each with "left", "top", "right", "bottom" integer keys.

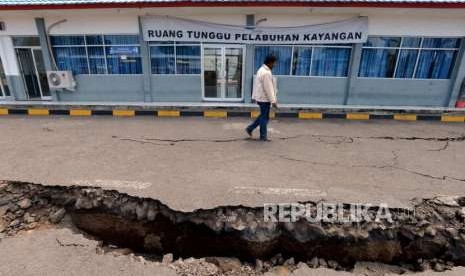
[
  {"left": 72, "top": 179, "right": 152, "bottom": 190},
  {"left": 229, "top": 186, "right": 327, "bottom": 197}
]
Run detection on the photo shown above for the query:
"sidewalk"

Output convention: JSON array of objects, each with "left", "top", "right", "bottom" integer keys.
[{"left": 0, "top": 116, "right": 464, "bottom": 211}]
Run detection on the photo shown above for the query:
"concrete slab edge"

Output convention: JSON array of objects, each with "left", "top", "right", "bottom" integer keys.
[{"left": 1, "top": 104, "right": 465, "bottom": 122}]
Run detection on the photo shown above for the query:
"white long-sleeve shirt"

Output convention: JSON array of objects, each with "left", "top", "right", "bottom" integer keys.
[{"left": 252, "top": 65, "right": 277, "bottom": 104}]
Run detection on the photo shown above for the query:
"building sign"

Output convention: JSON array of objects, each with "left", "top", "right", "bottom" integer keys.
[
  {"left": 108, "top": 46, "right": 139, "bottom": 55},
  {"left": 142, "top": 16, "right": 368, "bottom": 44}
]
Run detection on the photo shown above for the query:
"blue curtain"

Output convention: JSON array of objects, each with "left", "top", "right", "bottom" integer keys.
[
  {"left": 87, "top": 46, "right": 106, "bottom": 74},
  {"left": 106, "top": 47, "right": 142, "bottom": 74},
  {"left": 395, "top": 49, "right": 418, "bottom": 78},
  {"left": 292, "top": 47, "right": 312, "bottom": 76},
  {"left": 50, "top": 36, "right": 85, "bottom": 46},
  {"left": 150, "top": 44, "right": 200, "bottom": 74},
  {"left": 52, "top": 35, "right": 142, "bottom": 75},
  {"left": 359, "top": 37, "right": 460, "bottom": 79},
  {"left": 312, "top": 48, "right": 350, "bottom": 77},
  {"left": 422, "top": 38, "right": 460, "bottom": 49},
  {"left": 364, "top": 37, "right": 401, "bottom": 48},
  {"left": 150, "top": 45, "right": 175, "bottom": 74},
  {"left": 359, "top": 48, "right": 398, "bottom": 78},
  {"left": 104, "top": 35, "right": 142, "bottom": 74},
  {"left": 85, "top": 35, "right": 103, "bottom": 45},
  {"left": 415, "top": 50, "right": 456, "bottom": 79},
  {"left": 401, "top": 37, "right": 421, "bottom": 48},
  {"left": 103, "top": 35, "right": 139, "bottom": 45},
  {"left": 53, "top": 47, "right": 88, "bottom": 75},
  {"left": 254, "top": 46, "right": 292, "bottom": 75},
  {"left": 176, "top": 45, "right": 201, "bottom": 74}
]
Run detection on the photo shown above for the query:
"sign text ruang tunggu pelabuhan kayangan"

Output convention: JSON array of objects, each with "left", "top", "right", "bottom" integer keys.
[{"left": 142, "top": 16, "right": 368, "bottom": 44}]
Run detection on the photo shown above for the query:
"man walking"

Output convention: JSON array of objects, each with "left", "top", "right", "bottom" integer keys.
[{"left": 246, "top": 55, "right": 278, "bottom": 141}]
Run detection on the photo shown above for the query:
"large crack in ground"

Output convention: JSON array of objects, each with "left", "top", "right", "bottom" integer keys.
[
  {"left": 266, "top": 150, "right": 465, "bottom": 183},
  {"left": 111, "top": 135, "right": 305, "bottom": 145},
  {"left": 1, "top": 181, "right": 465, "bottom": 274},
  {"left": 112, "top": 134, "right": 465, "bottom": 145},
  {"left": 113, "top": 132, "right": 465, "bottom": 182}
]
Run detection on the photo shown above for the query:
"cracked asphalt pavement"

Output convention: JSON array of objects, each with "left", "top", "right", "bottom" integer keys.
[{"left": 1, "top": 116, "right": 464, "bottom": 211}]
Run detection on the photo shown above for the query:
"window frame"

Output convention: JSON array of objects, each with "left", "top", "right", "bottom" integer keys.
[
  {"left": 51, "top": 34, "right": 142, "bottom": 76},
  {"left": 149, "top": 42, "right": 201, "bottom": 76},
  {"left": 358, "top": 36, "right": 461, "bottom": 80},
  {"left": 254, "top": 44, "right": 353, "bottom": 78},
  {"left": 12, "top": 36, "right": 41, "bottom": 47}
]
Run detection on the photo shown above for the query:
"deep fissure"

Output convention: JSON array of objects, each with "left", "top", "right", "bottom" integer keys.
[{"left": 1, "top": 181, "right": 465, "bottom": 273}]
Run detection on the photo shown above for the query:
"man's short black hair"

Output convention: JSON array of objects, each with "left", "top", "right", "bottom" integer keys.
[{"left": 264, "top": 54, "right": 277, "bottom": 65}]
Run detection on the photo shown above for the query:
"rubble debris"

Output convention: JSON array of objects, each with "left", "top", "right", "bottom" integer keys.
[{"left": 49, "top": 208, "right": 66, "bottom": 224}]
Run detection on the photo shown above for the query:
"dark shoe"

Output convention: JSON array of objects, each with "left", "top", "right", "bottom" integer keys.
[
  {"left": 245, "top": 128, "right": 253, "bottom": 137},
  {"left": 260, "top": 137, "right": 271, "bottom": 142}
]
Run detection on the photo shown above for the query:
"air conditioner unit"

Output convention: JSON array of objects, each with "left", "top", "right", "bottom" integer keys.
[{"left": 47, "top": 71, "right": 75, "bottom": 90}]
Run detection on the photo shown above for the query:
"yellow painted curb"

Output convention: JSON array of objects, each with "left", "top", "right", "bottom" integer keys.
[
  {"left": 394, "top": 114, "right": 417, "bottom": 121},
  {"left": 0, "top": 108, "right": 8, "bottom": 115},
  {"left": 346, "top": 113, "right": 370, "bottom": 120},
  {"left": 113, "top": 110, "right": 135, "bottom": 117},
  {"left": 204, "top": 110, "right": 227, "bottom": 118},
  {"left": 298, "top": 112, "right": 323, "bottom": 119},
  {"left": 70, "top": 109, "right": 91, "bottom": 116},
  {"left": 251, "top": 110, "right": 276, "bottom": 118},
  {"left": 441, "top": 115, "right": 465, "bottom": 122},
  {"left": 28, "top": 108, "right": 49, "bottom": 116},
  {"left": 158, "top": 110, "right": 180, "bottom": 117}
]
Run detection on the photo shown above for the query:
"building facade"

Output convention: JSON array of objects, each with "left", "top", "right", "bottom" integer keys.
[{"left": 0, "top": 1, "right": 465, "bottom": 107}]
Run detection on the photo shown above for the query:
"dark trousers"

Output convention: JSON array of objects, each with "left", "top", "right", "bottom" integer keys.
[{"left": 247, "top": 101, "right": 271, "bottom": 139}]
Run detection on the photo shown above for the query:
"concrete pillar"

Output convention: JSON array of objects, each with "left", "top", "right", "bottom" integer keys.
[
  {"left": 244, "top": 15, "right": 255, "bottom": 103},
  {"left": 35, "top": 17, "right": 58, "bottom": 101},
  {"left": 138, "top": 16, "right": 152, "bottom": 102},
  {"left": 0, "top": 36, "right": 27, "bottom": 100},
  {"left": 344, "top": 43, "right": 363, "bottom": 105},
  {"left": 446, "top": 38, "right": 465, "bottom": 107}
]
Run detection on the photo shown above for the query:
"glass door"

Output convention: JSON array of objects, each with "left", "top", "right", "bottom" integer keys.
[
  {"left": 225, "top": 48, "right": 243, "bottom": 99},
  {"left": 15, "top": 47, "right": 50, "bottom": 100},
  {"left": 203, "top": 47, "right": 223, "bottom": 99},
  {"left": 202, "top": 45, "right": 244, "bottom": 101}
]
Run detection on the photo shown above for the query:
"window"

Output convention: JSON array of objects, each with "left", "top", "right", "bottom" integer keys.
[
  {"left": 150, "top": 42, "right": 200, "bottom": 74},
  {"left": 292, "top": 47, "right": 312, "bottom": 76},
  {"left": 51, "top": 35, "right": 142, "bottom": 75},
  {"left": 255, "top": 46, "right": 292, "bottom": 75},
  {"left": 359, "top": 36, "right": 461, "bottom": 79},
  {"left": 311, "top": 47, "right": 351, "bottom": 77},
  {"left": 12, "top": 36, "right": 40, "bottom": 47},
  {"left": 254, "top": 45, "right": 351, "bottom": 77}
]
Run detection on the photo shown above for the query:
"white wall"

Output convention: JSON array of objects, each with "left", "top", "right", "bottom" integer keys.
[
  {"left": 0, "top": 7, "right": 464, "bottom": 37},
  {"left": 0, "top": 13, "right": 37, "bottom": 36},
  {"left": 253, "top": 9, "right": 465, "bottom": 37},
  {"left": 367, "top": 14, "right": 465, "bottom": 37}
]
